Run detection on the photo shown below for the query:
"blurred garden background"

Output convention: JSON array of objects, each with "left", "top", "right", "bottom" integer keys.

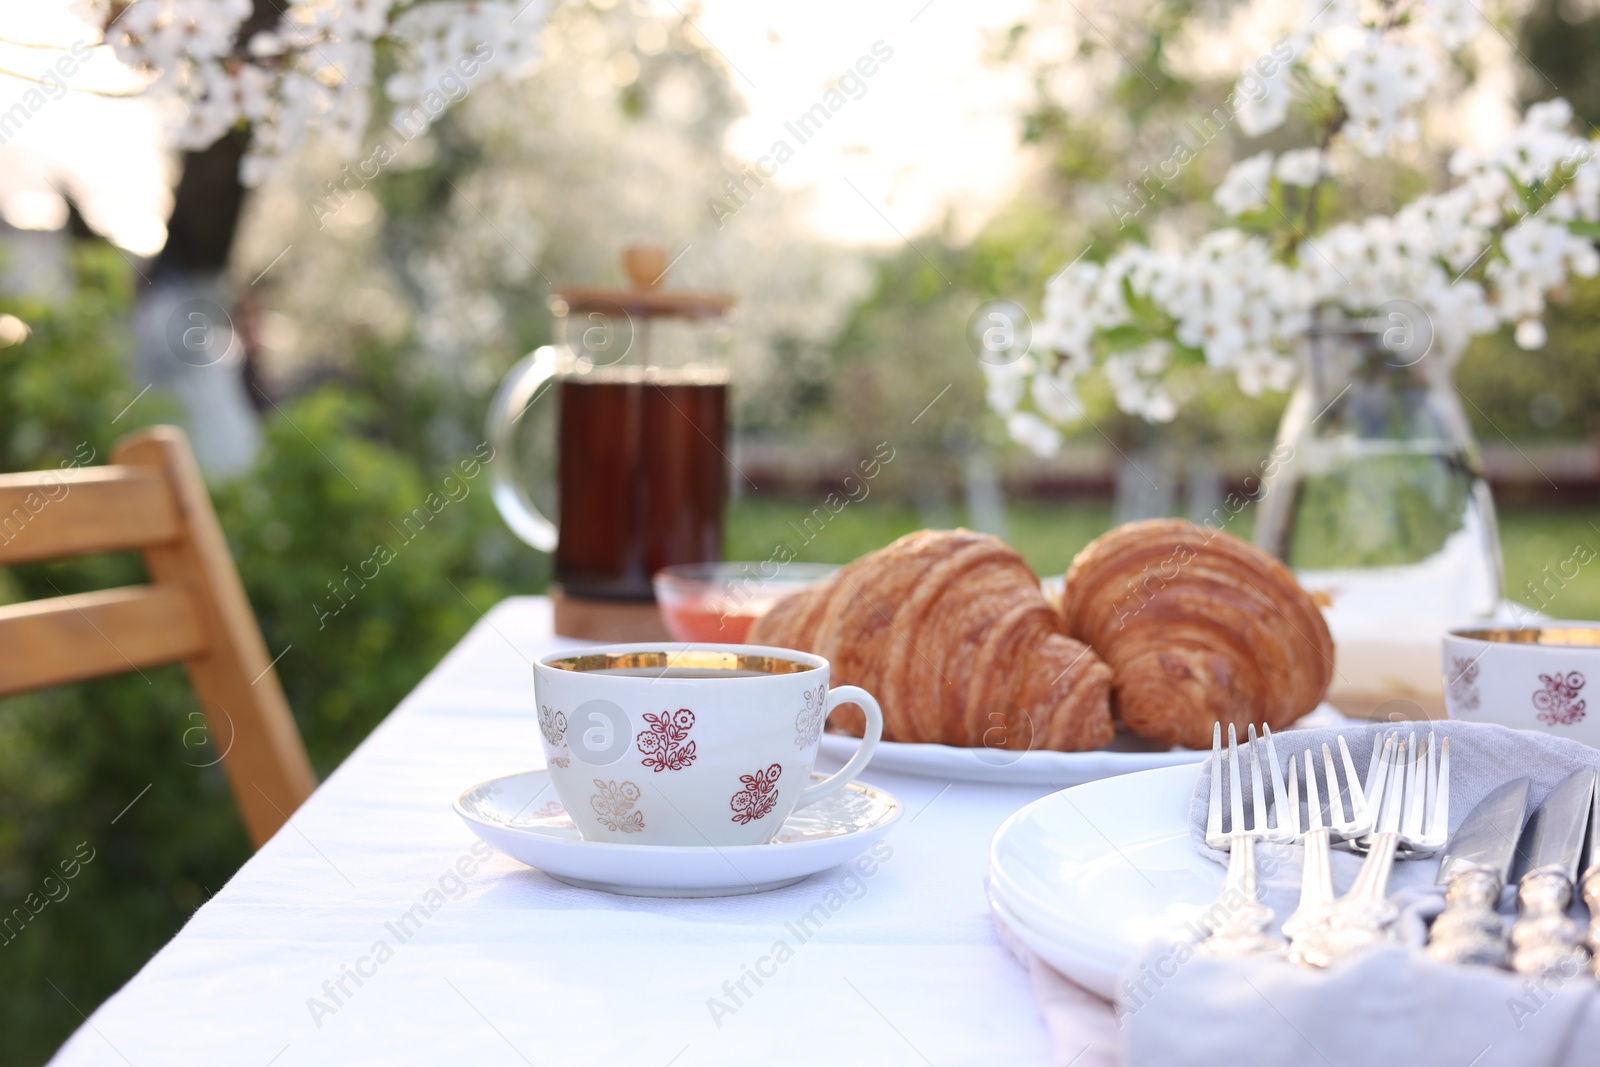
[{"left": 3, "top": 0, "right": 1600, "bottom": 1061}]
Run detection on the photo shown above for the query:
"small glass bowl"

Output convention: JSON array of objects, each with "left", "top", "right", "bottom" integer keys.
[{"left": 653, "top": 562, "right": 838, "bottom": 643}]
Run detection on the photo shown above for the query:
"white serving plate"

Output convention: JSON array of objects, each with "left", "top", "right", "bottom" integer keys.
[
  {"left": 456, "top": 769, "right": 901, "bottom": 897},
  {"left": 819, "top": 704, "right": 1352, "bottom": 787},
  {"left": 817, "top": 731, "right": 1206, "bottom": 787},
  {"left": 987, "top": 762, "right": 1220, "bottom": 997}
]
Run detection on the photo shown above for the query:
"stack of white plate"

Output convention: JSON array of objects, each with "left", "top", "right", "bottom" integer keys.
[{"left": 986, "top": 762, "right": 1224, "bottom": 998}]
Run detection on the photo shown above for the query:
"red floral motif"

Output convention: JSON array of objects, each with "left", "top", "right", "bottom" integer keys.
[
  {"left": 590, "top": 779, "right": 644, "bottom": 833},
  {"left": 1534, "top": 671, "right": 1587, "bottom": 727},
  {"left": 730, "top": 763, "right": 783, "bottom": 825},
  {"left": 636, "top": 709, "right": 698, "bottom": 772}
]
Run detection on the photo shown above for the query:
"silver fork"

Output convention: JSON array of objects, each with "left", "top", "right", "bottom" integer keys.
[
  {"left": 1345, "top": 727, "right": 1397, "bottom": 852},
  {"left": 1397, "top": 730, "right": 1450, "bottom": 856},
  {"left": 1324, "top": 735, "right": 1376, "bottom": 846},
  {"left": 1198, "top": 722, "right": 1297, "bottom": 957},
  {"left": 1282, "top": 738, "right": 1370, "bottom": 949},
  {"left": 1355, "top": 727, "right": 1447, "bottom": 855},
  {"left": 1291, "top": 732, "right": 1450, "bottom": 966}
]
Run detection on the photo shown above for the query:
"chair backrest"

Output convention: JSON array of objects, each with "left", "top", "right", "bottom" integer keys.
[{"left": 0, "top": 426, "right": 314, "bottom": 848}]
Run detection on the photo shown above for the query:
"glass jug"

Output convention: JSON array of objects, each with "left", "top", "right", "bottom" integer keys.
[
  {"left": 1253, "top": 312, "right": 1503, "bottom": 623},
  {"left": 485, "top": 248, "right": 733, "bottom": 603}
]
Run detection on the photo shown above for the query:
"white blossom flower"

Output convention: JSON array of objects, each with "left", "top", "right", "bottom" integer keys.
[
  {"left": 982, "top": 356, "right": 1032, "bottom": 416},
  {"left": 1501, "top": 218, "right": 1560, "bottom": 272},
  {"left": 1006, "top": 412, "right": 1063, "bottom": 457},
  {"left": 1235, "top": 38, "right": 1302, "bottom": 139},
  {"left": 1103, "top": 343, "right": 1178, "bottom": 422},
  {"left": 1214, "top": 152, "right": 1274, "bottom": 216},
  {"left": 1234, "top": 347, "right": 1297, "bottom": 396},
  {"left": 1275, "top": 147, "right": 1326, "bottom": 187},
  {"left": 100, "top": 0, "right": 550, "bottom": 185},
  {"left": 1514, "top": 319, "right": 1547, "bottom": 349},
  {"left": 1336, "top": 37, "right": 1435, "bottom": 156},
  {"left": 1310, "top": 0, "right": 1360, "bottom": 30},
  {"left": 1006, "top": 96, "right": 1600, "bottom": 430},
  {"left": 1423, "top": 0, "right": 1481, "bottom": 51},
  {"left": 1029, "top": 367, "right": 1084, "bottom": 423}
]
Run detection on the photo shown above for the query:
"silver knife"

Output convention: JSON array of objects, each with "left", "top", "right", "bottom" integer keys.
[
  {"left": 1580, "top": 776, "right": 1600, "bottom": 977},
  {"left": 1509, "top": 766, "right": 1598, "bottom": 976},
  {"left": 1426, "top": 777, "right": 1530, "bottom": 967}
]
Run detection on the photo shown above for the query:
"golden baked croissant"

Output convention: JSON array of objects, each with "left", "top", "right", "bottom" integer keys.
[
  {"left": 749, "top": 530, "right": 1115, "bottom": 751},
  {"left": 1062, "top": 519, "right": 1334, "bottom": 749}
]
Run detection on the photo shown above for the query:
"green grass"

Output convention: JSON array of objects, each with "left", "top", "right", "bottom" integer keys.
[
  {"left": 725, "top": 496, "right": 1116, "bottom": 575},
  {"left": 1498, "top": 507, "right": 1600, "bottom": 621},
  {"left": 727, "top": 497, "right": 1600, "bottom": 620}
]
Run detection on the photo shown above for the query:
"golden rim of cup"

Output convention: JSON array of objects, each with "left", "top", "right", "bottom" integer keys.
[
  {"left": 1450, "top": 626, "right": 1600, "bottom": 647},
  {"left": 545, "top": 649, "right": 818, "bottom": 674}
]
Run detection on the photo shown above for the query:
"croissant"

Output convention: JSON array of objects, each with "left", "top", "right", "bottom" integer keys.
[
  {"left": 1062, "top": 519, "right": 1333, "bottom": 749},
  {"left": 749, "top": 530, "right": 1115, "bottom": 751}
]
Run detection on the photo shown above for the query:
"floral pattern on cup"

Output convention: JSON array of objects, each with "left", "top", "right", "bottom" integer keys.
[
  {"left": 730, "top": 763, "right": 783, "bottom": 825},
  {"left": 590, "top": 779, "right": 644, "bottom": 833},
  {"left": 539, "top": 704, "right": 571, "bottom": 768},
  {"left": 636, "top": 709, "right": 697, "bottom": 772},
  {"left": 1534, "top": 671, "right": 1587, "bottom": 727},
  {"left": 794, "top": 682, "right": 828, "bottom": 749},
  {"left": 1446, "top": 656, "right": 1481, "bottom": 712}
]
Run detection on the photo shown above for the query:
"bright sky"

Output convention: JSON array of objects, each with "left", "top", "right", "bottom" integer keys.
[
  {"left": 0, "top": 0, "right": 1037, "bottom": 255},
  {"left": 0, "top": 0, "right": 167, "bottom": 254},
  {"left": 686, "top": 0, "right": 1038, "bottom": 244}
]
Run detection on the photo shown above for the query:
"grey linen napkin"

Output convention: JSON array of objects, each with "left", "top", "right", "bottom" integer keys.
[{"left": 1120, "top": 721, "right": 1600, "bottom": 1067}]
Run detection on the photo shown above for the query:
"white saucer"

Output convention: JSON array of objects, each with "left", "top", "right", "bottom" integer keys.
[
  {"left": 987, "top": 762, "right": 1216, "bottom": 997},
  {"left": 456, "top": 770, "right": 902, "bottom": 897}
]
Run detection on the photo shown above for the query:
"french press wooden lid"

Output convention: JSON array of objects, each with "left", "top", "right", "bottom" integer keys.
[{"left": 549, "top": 245, "right": 735, "bottom": 322}]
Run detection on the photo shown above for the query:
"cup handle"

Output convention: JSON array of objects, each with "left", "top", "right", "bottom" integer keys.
[{"left": 797, "top": 685, "right": 883, "bottom": 808}]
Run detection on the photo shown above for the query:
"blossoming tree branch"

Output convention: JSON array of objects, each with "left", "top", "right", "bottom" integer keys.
[
  {"left": 81, "top": 0, "right": 548, "bottom": 186},
  {"left": 988, "top": 0, "right": 1600, "bottom": 454}
]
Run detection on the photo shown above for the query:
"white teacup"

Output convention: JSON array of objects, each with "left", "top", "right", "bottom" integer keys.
[
  {"left": 531, "top": 643, "right": 884, "bottom": 846},
  {"left": 1441, "top": 624, "right": 1600, "bottom": 748}
]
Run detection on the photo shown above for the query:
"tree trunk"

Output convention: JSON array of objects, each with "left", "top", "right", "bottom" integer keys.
[
  {"left": 153, "top": 128, "right": 250, "bottom": 280},
  {"left": 134, "top": 0, "right": 283, "bottom": 475}
]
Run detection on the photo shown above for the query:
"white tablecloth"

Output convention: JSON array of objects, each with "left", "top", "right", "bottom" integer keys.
[{"left": 50, "top": 597, "right": 1061, "bottom": 1066}]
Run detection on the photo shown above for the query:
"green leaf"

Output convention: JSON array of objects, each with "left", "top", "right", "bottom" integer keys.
[
  {"left": 1120, "top": 275, "right": 1158, "bottom": 320},
  {"left": 1502, "top": 167, "right": 1539, "bottom": 210},
  {"left": 1096, "top": 323, "right": 1153, "bottom": 351}
]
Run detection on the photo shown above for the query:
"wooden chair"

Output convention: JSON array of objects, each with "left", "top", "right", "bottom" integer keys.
[{"left": 0, "top": 426, "right": 314, "bottom": 848}]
